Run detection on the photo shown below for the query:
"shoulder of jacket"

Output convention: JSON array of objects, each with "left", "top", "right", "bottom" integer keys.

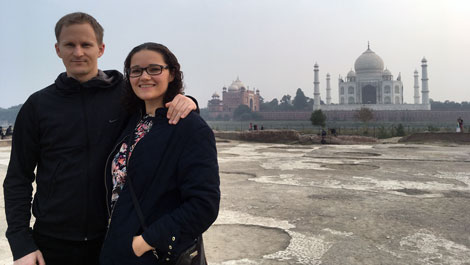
[
  {"left": 23, "top": 83, "right": 56, "bottom": 107},
  {"left": 174, "top": 112, "right": 213, "bottom": 140},
  {"left": 178, "top": 112, "right": 207, "bottom": 128}
]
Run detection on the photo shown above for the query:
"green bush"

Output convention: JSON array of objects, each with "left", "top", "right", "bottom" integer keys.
[
  {"left": 395, "top": 124, "right": 406, "bottom": 136},
  {"left": 310, "top": 110, "right": 327, "bottom": 128},
  {"left": 426, "top": 124, "right": 439, "bottom": 132},
  {"left": 377, "top": 126, "right": 389, "bottom": 139}
]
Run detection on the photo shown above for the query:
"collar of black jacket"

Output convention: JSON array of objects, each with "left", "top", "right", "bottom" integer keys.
[
  {"left": 144, "top": 107, "right": 168, "bottom": 120},
  {"left": 55, "top": 69, "right": 123, "bottom": 94}
]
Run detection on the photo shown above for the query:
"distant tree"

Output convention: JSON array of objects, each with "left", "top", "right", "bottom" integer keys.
[
  {"left": 251, "top": 112, "right": 262, "bottom": 120},
  {"left": 259, "top": 102, "right": 270, "bottom": 111},
  {"left": 279, "top": 95, "right": 293, "bottom": 111},
  {"left": 280, "top": 95, "right": 291, "bottom": 105},
  {"left": 233, "top": 104, "right": 252, "bottom": 120},
  {"left": 239, "top": 113, "right": 252, "bottom": 121},
  {"left": 430, "top": 99, "right": 470, "bottom": 111},
  {"left": 395, "top": 123, "right": 406, "bottom": 136},
  {"left": 307, "top": 98, "right": 314, "bottom": 110},
  {"left": 292, "top": 88, "right": 308, "bottom": 110},
  {"left": 355, "top": 107, "right": 374, "bottom": 124},
  {"left": 310, "top": 109, "right": 327, "bottom": 128},
  {"left": 233, "top": 104, "right": 262, "bottom": 121},
  {"left": 270, "top": 98, "right": 279, "bottom": 106},
  {"left": 377, "top": 126, "right": 390, "bottom": 139},
  {"left": 260, "top": 98, "right": 279, "bottom": 111},
  {"left": 355, "top": 107, "right": 374, "bottom": 135},
  {"left": 0, "top": 104, "right": 22, "bottom": 124}
]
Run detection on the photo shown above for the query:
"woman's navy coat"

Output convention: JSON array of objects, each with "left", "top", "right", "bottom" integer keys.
[{"left": 100, "top": 109, "right": 220, "bottom": 264}]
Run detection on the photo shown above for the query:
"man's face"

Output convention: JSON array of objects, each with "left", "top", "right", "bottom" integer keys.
[{"left": 55, "top": 23, "right": 105, "bottom": 83}]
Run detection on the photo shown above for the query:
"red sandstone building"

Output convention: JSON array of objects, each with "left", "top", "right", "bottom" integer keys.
[{"left": 208, "top": 77, "right": 260, "bottom": 119}]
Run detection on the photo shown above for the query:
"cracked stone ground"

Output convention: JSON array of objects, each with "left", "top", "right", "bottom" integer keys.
[
  {"left": 1, "top": 141, "right": 469, "bottom": 265},
  {"left": 204, "top": 141, "right": 470, "bottom": 265}
]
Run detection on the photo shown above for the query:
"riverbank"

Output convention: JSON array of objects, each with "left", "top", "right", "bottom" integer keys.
[{"left": 215, "top": 130, "right": 470, "bottom": 145}]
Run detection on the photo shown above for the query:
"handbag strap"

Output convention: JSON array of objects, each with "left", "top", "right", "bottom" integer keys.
[
  {"left": 197, "top": 235, "right": 207, "bottom": 265},
  {"left": 125, "top": 135, "right": 148, "bottom": 229},
  {"left": 125, "top": 135, "right": 160, "bottom": 258},
  {"left": 126, "top": 166, "right": 148, "bottom": 229}
]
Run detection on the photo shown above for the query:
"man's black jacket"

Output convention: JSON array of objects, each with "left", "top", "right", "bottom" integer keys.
[{"left": 3, "top": 71, "right": 129, "bottom": 260}]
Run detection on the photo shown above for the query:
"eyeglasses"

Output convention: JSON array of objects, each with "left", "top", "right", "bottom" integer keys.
[{"left": 128, "top": 64, "right": 169, "bottom": 78}]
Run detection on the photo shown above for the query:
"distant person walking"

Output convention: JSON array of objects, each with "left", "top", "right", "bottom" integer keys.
[
  {"left": 321, "top": 129, "right": 327, "bottom": 144},
  {"left": 5, "top": 125, "right": 12, "bottom": 136},
  {"left": 458, "top": 117, "right": 464, "bottom": 133}
]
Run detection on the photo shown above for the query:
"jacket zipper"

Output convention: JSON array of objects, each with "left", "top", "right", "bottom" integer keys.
[
  {"left": 104, "top": 135, "right": 129, "bottom": 227},
  {"left": 104, "top": 112, "right": 143, "bottom": 236},
  {"left": 103, "top": 135, "right": 137, "bottom": 241},
  {"left": 79, "top": 86, "right": 91, "bottom": 241}
]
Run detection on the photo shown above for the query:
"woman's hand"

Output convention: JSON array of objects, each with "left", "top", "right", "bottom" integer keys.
[
  {"left": 132, "top": 235, "right": 154, "bottom": 257},
  {"left": 165, "top": 94, "right": 197, "bottom": 125},
  {"left": 13, "top": 250, "right": 45, "bottom": 265}
]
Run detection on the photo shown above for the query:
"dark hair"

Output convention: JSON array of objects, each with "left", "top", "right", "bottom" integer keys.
[
  {"left": 55, "top": 12, "right": 104, "bottom": 44},
  {"left": 123, "top": 42, "right": 184, "bottom": 113}
]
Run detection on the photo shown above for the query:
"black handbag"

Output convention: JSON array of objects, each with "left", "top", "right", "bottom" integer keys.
[
  {"left": 174, "top": 235, "right": 206, "bottom": 265},
  {"left": 125, "top": 142, "right": 207, "bottom": 264}
]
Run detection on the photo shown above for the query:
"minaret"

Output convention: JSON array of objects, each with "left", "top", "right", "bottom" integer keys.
[
  {"left": 313, "top": 63, "right": 321, "bottom": 110},
  {"left": 421, "top": 57, "right": 429, "bottom": 105},
  {"left": 326, "top": 73, "right": 331, "bottom": 105},
  {"left": 413, "top": 69, "right": 420, "bottom": 104}
]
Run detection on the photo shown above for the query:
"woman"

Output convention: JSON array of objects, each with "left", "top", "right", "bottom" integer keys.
[{"left": 100, "top": 42, "right": 220, "bottom": 264}]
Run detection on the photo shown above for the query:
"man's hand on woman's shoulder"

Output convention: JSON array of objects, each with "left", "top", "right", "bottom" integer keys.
[{"left": 165, "top": 94, "right": 197, "bottom": 125}]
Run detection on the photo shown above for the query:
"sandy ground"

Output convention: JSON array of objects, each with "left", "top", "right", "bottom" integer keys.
[{"left": 1, "top": 139, "right": 470, "bottom": 264}]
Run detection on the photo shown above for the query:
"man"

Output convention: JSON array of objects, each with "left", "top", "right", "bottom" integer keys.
[
  {"left": 3, "top": 12, "right": 198, "bottom": 265},
  {"left": 5, "top": 125, "right": 12, "bottom": 137}
]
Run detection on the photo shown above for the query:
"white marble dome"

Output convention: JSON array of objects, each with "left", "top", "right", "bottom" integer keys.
[
  {"left": 228, "top": 77, "right": 246, "bottom": 92},
  {"left": 347, "top": 70, "right": 356, "bottom": 77},
  {"left": 354, "top": 48, "right": 384, "bottom": 74}
]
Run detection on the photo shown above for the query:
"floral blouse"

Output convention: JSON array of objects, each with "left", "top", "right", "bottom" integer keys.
[{"left": 110, "top": 115, "right": 154, "bottom": 209}]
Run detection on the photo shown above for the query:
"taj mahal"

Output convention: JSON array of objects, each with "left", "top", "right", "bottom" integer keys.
[{"left": 314, "top": 44, "right": 431, "bottom": 111}]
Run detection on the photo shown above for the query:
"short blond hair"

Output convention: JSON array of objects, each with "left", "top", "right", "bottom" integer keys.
[{"left": 55, "top": 12, "right": 104, "bottom": 44}]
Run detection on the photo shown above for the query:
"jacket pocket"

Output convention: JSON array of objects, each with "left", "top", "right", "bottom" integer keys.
[
  {"left": 47, "top": 160, "right": 62, "bottom": 199},
  {"left": 33, "top": 160, "right": 62, "bottom": 218},
  {"left": 123, "top": 234, "right": 142, "bottom": 264}
]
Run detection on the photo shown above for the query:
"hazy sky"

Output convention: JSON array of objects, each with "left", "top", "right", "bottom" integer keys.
[{"left": 1, "top": 0, "right": 469, "bottom": 108}]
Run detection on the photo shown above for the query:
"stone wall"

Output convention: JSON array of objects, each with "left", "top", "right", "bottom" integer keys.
[
  {"left": 214, "top": 130, "right": 378, "bottom": 144},
  {"left": 258, "top": 110, "right": 470, "bottom": 122},
  {"left": 319, "top": 103, "right": 430, "bottom": 111}
]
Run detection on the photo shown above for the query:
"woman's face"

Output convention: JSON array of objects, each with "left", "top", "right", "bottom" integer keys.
[{"left": 129, "top": 49, "right": 174, "bottom": 109}]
